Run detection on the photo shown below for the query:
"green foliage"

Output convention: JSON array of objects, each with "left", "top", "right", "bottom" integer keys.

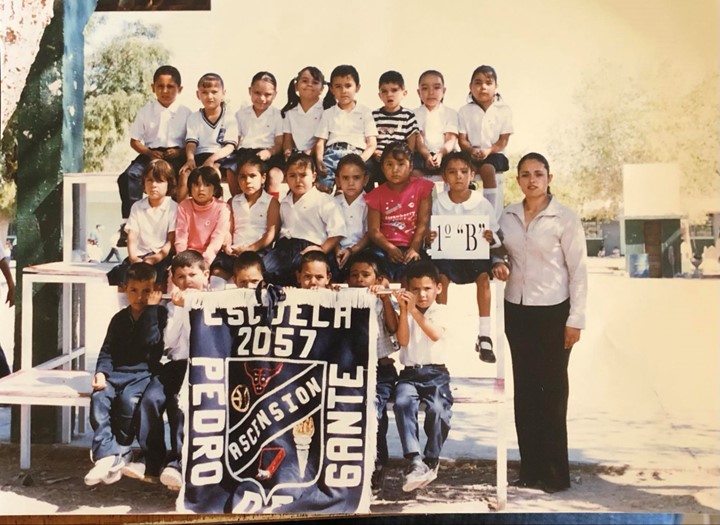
[
  {"left": 0, "top": 111, "right": 18, "bottom": 220},
  {"left": 548, "top": 62, "right": 719, "bottom": 220},
  {"left": 83, "top": 19, "right": 169, "bottom": 171}
]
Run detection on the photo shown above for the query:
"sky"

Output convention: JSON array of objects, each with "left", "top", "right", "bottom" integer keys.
[{"left": 86, "top": 0, "right": 718, "bottom": 158}]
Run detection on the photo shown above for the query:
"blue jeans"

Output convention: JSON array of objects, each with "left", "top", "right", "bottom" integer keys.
[
  {"left": 393, "top": 365, "right": 452, "bottom": 460},
  {"left": 320, "top": 143, "right": 363, "bottom": 190},
  {"left": 375, "top": 362, "right": 398, "bottom": 467}
]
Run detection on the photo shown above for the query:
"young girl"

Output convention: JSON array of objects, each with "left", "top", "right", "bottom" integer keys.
[
  {"left": 314, "top": 64, "right": 378, "bottom": 190},
  {"left": 261, "top": 152, "right": 345, "bottom": 285},
  {"left": 211, "top": 156, "right": 280, "bottom": 281},
  {"left": 280, "top": 66, "right": 335, "bottom": 158},
  {"left": 413, "top": 70, "right": 459, "bottom": 180},
  {"left": 458, "top": 65, "right": 513, "bottom": 216},
  {"left": 107, "top": 159, "right": 177, "bottom": 291},
  {"left": 365, "top": 141, "right": 433, "bottom": 282},
  {"left": 174, "top": 166, "right": 230, "bottom": 287},
  {"left": 233, "top": 72, "right": 285, "bottom": 198}
]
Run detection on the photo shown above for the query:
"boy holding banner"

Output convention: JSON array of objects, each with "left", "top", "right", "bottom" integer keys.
[{"left": 429, "top": 151, "right": 503, "bottom": 363}]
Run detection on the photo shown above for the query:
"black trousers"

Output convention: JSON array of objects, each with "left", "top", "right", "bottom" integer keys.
[{"left": 505, "top": 299, "right": 571, "bottom": 489}]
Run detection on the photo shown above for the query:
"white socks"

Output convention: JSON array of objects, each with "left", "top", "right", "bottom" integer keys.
[{"left": 478, "top": 316, "right": 491, "bottom": 338}]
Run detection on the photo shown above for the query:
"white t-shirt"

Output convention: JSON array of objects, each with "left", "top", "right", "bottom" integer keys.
[
  {"left": 230, "top": 191, "right": 274, "bottom": 246},
  {"left": 279, "top": 187, "right": 346, "bottom": 245},
  {"left": 236, "top": 105, "right": 283, "bottom": 149},
  {"left": 398, "top": 302, "right": 450, "bottom": 366},
  {"left": 458, "top": 100, "right": 513, "bottom": 149},
  {"left": 315, "top": 103, "right": 378, "bottom": 150},
  {"left": 334, "top": 193, "right": 367, "bottom": 248},
  {"left": 129, "top": 99, "right": 192, "bottom": 149},
  {"left": 413, "top": 104, "right": 459, "bottom": 153},
  {"left": 185, "top": 104, "right": 239, "bottom": 155},
  {"left": 282, "top": 100, "right": 324, "bottom": 151},
  {"left": 125, "top": 196, "right": 178, "bottom": 254}
]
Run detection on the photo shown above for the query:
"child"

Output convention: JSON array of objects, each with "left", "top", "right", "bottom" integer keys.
[
  {"left": 413, "top": 70, "right": 459, "bottom": 180},
  {"left": 393, "top": 260, "right": 452, "bottom": 492},
  {"left": 174, "top": 166, "right": 231, "bottom": 287},
  {"left": 0, "top": 238, "right": 15, "bottom": 378},
  {"left": 346, "top": 251, "right": 399, "bottom": 494},
  {"left": 458, "top": 65, "right": 513, "bottom": 215},
  {"left": 281, "top": 66, "right": 335, "bottom": 159},
  {"left": 107, "top": 159, "right": 177, "bottom": 291},
  {"left": 116, "top": 65, "right": 190, "bottom": 247},
  {"left": 232, "top": 72, "right": 285, "bottom": 198},
  {"left": 262, "top": 152, "right": 345, "bottom": 286},
  {"left": 430, "top": 152, "right": 502, "bottom": 363},
  {"left": 122, "top": 250, "right": 209, "bottom": 489},
  {"left": 296, "top": 250, "right": 332, "bottom": 289},
  {"left": 369, "top": 70, "right": 430, "bottom": 188},
  {"left": 179, "top": 72, "right": 238, "bottom": 201},
  {"left": 334, "top": 154, "right": 370, "bottom": 273},
  {"left": 85, "top": 262, "right": 167, "bottom": 486},
  {"left": 314, "top": 65, "right": 378, "bottom": 190},
  {"left": 212, "top": 156, "right": 280, "bottom": 282},
  {"left": 365, "top": 141, "right": 433, "bottom": 282},
  {"left": 232, "top": 251, "right": 265, "bottom": 289}
]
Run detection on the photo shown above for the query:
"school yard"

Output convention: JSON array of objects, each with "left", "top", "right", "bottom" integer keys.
[{"left": 0, "top": 257, "right": 718, "bottom": 519}]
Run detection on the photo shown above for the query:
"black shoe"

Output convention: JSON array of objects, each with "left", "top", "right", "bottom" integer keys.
[
  {"left": 371, "top": 466, "right": 385, "bottom": 495},
  {"left": 116, "top": 225, "right": 128, "bottom": 248},
  {"left": 540, "top": 482, "right": 569, "bottom": 494},
  {"left": 475, "top": 335, "right": 496, "bottom": 363},
  {"left": 509, "top": 478, "right": 540, "bottom": 488}
]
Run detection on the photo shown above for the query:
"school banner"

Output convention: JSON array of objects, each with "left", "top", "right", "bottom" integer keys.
[{"left": 179, "top": 287, "right": 378, "bottom": 514}]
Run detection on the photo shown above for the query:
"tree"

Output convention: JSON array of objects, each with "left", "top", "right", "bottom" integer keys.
[
  {"left": 0, "top": 112, "right": 17, "bottom": 220},
  {"left": 83, "top": 18, "right": 170, "bottom": 171},
  {"left": 547, "top": 61, "right": 719, "bottom": 221}
]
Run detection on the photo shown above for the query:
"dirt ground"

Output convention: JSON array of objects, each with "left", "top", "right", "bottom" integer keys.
[{"left": 1, "top": 443, "right": 718, "bottom": 519}]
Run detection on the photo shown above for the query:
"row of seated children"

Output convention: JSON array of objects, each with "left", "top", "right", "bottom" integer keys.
[
  {"left": 116, "top": 62, "right": 512, "bottom": 247},
  {"left": 88, "top": 244, "right": 459, "bottom": 496},
  {"left": 108, "top": 143, "right": 501, "bottom": 364}
]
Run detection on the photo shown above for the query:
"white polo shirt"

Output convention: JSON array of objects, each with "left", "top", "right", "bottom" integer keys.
[
  {"left": 315, "top": 103, "right": 378, "bottom": 150},
  {"left": 125, "top": 196, "right": 178, "bottom": 254},
  {"left": 185, "top": 104, "right": 239, "bottom": 155},
  {"left": 398, "top": 302, "right": 450, "bottom": 366},
  {"left": 279, "top": 186, "right": 346, "bottom": 245},
  {"left": 129, "top": 99, "right": 192, "bottom": 149},
  {"left": 282, "top": 100, "right": 324, "bottom": 151},
  {"left": 413, "top": 104, "right": 459, "bottom": 153},
  {"left": 164, "top": 302, "right": 190, "bottom": 361},
  {"left": 499, "top": 197, "right": 588, "bottom": 329},
  {"left": 432, "top": 191, "right": 501, "bottom": 247},
  {"left": 458, "top": 99, "right": 513, "bottom": 149},
  {"left": 334, "top": 192, "right": 367, "bottom": 248},
  {"left": 230, "top": 190, "right": 273, "bottom": 246},
  {"left": 236, "top": 105, "right": 283, "bottom": 149}
]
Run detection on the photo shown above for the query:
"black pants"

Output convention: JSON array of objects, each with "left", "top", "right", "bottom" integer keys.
[{"left": 505, "top": 299, "right": 571, "bottom": 489}]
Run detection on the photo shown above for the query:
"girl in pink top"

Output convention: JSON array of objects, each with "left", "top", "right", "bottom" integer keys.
[
  {"left": 174, "top": 166, "right": 231, "bottom": 272},
  {"left": 365, "top": 141, "right": 433, "bottom": 282}
]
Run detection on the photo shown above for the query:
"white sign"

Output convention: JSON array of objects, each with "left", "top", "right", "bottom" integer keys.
[{"left": 429, "top": 215, "right": 490, "bottom": 260}]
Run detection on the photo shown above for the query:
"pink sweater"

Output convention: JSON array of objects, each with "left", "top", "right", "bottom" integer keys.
[{"left": 174, "top": 198, "right": 230, "bottom": 266}]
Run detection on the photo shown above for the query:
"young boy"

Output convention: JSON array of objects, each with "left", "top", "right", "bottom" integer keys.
[
  {"left": 117, "top": 65, "right": 191, "bottom": 247},
  {"left": 431, "top": 152, "right": 502, "bottom": 363},
  {"left": 334, "top": 154, "right": 370, "bottom": 273},
  {"left": 393, "top": 260, "right": 452, "bottom": 492},
  {"left": 296, "top": 250, "right": 332, "bottom": 289},
  {"left": 85, "top": 262, "right": 167, "bottom": 486},
  {"left": 369, "top": 71, "right": 431, "bottom": 189},
  {"left": 179, "top": 72, "right": 238, "bottom": 201},
  {"left": 314, "top": 65, "right": 378, "bottom": 190},
  {"left": 232, "top": 250, "right": 265, "bottom": 289},
  {"left": 122, "top": 250, "right": 209, "bottom": 490},
  {"left": 346, "top": 251, "right": 399, "bottom": 494}
]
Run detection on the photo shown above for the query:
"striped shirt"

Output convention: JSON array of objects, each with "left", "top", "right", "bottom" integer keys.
[{"left": 372, "top": 107, "right": 419, "bottom": 153}]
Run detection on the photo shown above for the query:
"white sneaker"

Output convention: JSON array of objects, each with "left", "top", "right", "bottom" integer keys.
[
  {"left": 121, "top": 461, "right": 146, "bottom": 480},
  {"left": 160, "top": 466, "right": 182, "bottom": 491},
  {"left": 84, "top": 455, "right": 125, "bottom": 486},
  {"left": 418, "top": 462, "right": 439, "bottom": 489},
  {"left": 402, "top": 460, "right": 430, "bottom": 492}
]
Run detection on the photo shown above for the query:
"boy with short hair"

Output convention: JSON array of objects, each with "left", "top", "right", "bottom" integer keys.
[
  {"left": 393, "top": 260, "right": 452, "bottom": 492},
  {"left": 233, "top": 251, "right": 265, "bottom": 289},
  {"left": 179, "top": 72, "right": 238, "bottom": 200},
  {"left": 117, "top": 65, "right": 191, "bottom": 247},
  {"left": 369, "top": 71, "right": 431, "bottom": 188},
  {"left": 85, "top": 262, "right": 167, "bottom": 486},
  {"left": 334, "top": 154, "right": 370, "bottom": 274},
  {"left": 296, "top": 251, "right": 332, "bottom": 289},
  {"left": 431, "top": 151, "right": 502, "bottom": 363},
  {"left": 122, "top": 250, "right": 209, "bottom": 490}
]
